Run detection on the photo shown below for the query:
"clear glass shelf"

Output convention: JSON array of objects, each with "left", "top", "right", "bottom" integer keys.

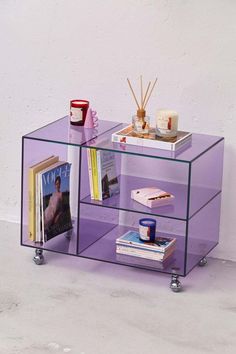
[
  {"left": 80, "top": 175, "right": 221, "bottom": 221},
  {"left": 25, "top": 116, "right": 122, "bottom": 146},
  {"left": 84, "top": 122, "right": 224, "bottom": 162}
]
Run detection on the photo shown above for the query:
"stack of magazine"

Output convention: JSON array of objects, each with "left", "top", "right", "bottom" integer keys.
[
  {"left": 116, "top": 230, "right": 176, "bottom": 262},
  {"left": 28, "top": 156, "right": 72, "bottom": 243},
  {"left": 87, "top": 148, "right": 119, "bottom": 201}
]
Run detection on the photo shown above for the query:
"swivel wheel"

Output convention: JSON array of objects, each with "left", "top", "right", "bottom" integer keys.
[
  {"left": 170, "top": 267, "right": 182, "bottom": 292},
  {"left": 198, "top": 257, "right": 207, "bottom": 267},
  {"left": 33, "top": 249, "right": 44, "bottom": 265}
]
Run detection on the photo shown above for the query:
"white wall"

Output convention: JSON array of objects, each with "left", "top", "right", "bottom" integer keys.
[{"left": 0, "top": 0, "right": 235, "bottom": 260}]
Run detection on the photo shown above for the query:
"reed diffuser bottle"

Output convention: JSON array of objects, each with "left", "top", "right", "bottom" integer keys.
[{"left": 127, "top": 76, "right": 157, "bottom": 135}]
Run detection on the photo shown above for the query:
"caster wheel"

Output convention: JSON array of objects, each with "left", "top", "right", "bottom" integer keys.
[
  {"left": 198, "top": 257, "right": 207, "bottom": 267},
  {"left": 170, "top": 278, "right": 182, "bottom": 292},
  {"left": 33, "top": 249, "right": 44, "bottom": 265},
  {"left": 170, "top": 267, "right": 182, "bottom": 292}
]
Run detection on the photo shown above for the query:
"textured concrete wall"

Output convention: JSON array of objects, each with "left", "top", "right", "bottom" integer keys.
[{"left": 0, "top": 0, "right": 235, "bottom": 260}]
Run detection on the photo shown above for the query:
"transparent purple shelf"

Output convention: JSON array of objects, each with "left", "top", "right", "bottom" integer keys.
[
  {"left": 81, "top": 175, "right": 221, "bottom": 220},
  {"left": 21, "top": 117, "right": 224, "bottom": 278}
]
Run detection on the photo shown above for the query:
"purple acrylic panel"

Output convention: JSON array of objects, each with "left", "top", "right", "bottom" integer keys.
[
  {"left": 189, "top": 140, "right": 224, "bottom": 217},
  {"left": 21, "top": 138, "right": 78, "bottom": 255},
  {"left": 25, "top": 116, "right": 121, "bottom": 146},
  {"left": 78, "top": 204, "right": 119, "bottom": 253},
  {"left": 82, "top": 176, "right": 189, "bottom": 220},
  {"left": 186, "top": 194, "right": 222, "bottom": 275},
  {"left": 80, "top": 148, "right": 189, "bottom": 220},
  {"left": 22, "top": 221, "right": 77, "bottom": 255}
]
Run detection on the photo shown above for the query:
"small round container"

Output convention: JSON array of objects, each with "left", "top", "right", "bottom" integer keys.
[
  {"left": 139, "top": 218, "right": 156, "bottom": 242},
  {"left": 132, "top": 109, "right": 150, "bottom": 134},
  {"left": 70, "top": 99, "right": 89, "bottom": 126},
  {"left": 132, "top": 115, "right": 150, "bottom": 134},
  {"left": 156, "top": 110, "right": 178, "bottom": 138}
]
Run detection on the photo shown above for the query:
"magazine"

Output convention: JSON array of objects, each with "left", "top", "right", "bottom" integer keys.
[
  {"left": 40, "top": 162, "right": 72, "bottom": 242},
  {"left": 28, "top": 155, "right": 59, "bottom": 241},
  {"left": 97, "top": 149, "right": 119, "bottom": 200},
  {"left": 116, "top": 230, "right": 176, "bottom": 252}
]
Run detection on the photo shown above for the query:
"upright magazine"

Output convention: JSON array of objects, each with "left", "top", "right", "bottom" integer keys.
[{"left": 40, "top": 161, "right": 72, "bottom": 242}]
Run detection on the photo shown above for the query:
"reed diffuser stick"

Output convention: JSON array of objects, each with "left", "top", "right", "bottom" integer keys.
[
  {"left": 142, "top": 81, "right": 151, "bottom": 109},
  {"left": 127, "top": 78, "right": 140, "bottom": 109},
  {"left": 140, "top": 75, "right": 144, "bottom": 108},
  {"left": 143, "top": 77, "right": 158, "bottom": 109}
]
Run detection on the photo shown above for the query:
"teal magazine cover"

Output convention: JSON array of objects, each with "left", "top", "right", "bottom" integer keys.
[{"left": 41, "top": 162, "right": 72, "bottom": 242}]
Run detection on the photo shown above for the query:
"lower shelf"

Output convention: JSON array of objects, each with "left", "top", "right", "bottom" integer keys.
[
  {"left": 22, "top": 218, "right": 217, "bottom": 277},
  {"left": 78, "top": 219, "right": 216, "bottom": 276}
]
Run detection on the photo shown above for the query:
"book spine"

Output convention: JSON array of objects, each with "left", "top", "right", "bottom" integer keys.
[
  {"left": 40, "top": 174, "right": 45, "bottom": 243},
  {"left": 116, "top": 241, "right": 174, "bottom": 254},
  {"left": 116, "top": 244, "right": 174, "bottom": 261},
  {"left": 96, "top": 150, "right": 103, "bottom": 201},
  {"left": 112, "top": 131, "right": 173, "bottom": 150},
  {"left": 35, "top": 172, "right": 41, "bottom": 242},
  {"left": 28, "top": 169, "right": 35, "bottom": 241},
  {"left": 116, "top": 240, "right": 175, "bottom": 253},
  {"left": 28, "top": 156, "right": 59, "bottom": 241},
  {"left": 91, "top": 149, "right": 99, "bottom": 200},
  {"left": 175, "top": 135, "right": 192, "bottom": 150},
  {"left": 116, "top": 246, "right": 165, "bottom": 261},
  {"left": 87, "top": 149, "right": 94, "bottom": 199}
]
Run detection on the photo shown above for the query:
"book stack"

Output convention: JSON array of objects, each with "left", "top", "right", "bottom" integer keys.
[
  {"left": 116, "top": 230, "right": 176, "bottom": 262},
  {"left": 28, "top": 156, "right": 72, "bottom": 243},
  {"left": 111, "top": 125, "right": 192, "bottom": 151},
  {"left": 87, "top": 148, "right": 119, "bottom": 201}
]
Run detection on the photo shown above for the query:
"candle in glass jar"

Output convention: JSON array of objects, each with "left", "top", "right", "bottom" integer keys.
[{"left": 156, "top": 110, "right": 178, "bottom": 138}]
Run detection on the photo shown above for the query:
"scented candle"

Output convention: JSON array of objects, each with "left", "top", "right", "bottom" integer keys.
[
  {"left": 156, "top": 110, "right": 178, "bottom": 138},
  {"left": 139, "top": 218, "right": 156, "bottom": 242},
  {"left": 70, "top": 100, "right": 89, "bottom": 126}
]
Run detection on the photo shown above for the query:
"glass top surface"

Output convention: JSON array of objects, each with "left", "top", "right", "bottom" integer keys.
[
  {"left": 25, "top": 116, "right": 122, "bottom": 146},
  {"left": 25, "top": 117, "right": 224, "bottom": 162},
  {"left": 84, "top": 124, "right": 224, "bottom": 162}
]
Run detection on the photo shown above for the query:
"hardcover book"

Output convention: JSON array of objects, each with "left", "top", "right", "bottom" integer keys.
[
  {"left": 28, "top": 155, "right": 59, "bottom": 241},
  {"left": 116, "top": 230, "right": 176, "bottom": 252},
  {"left": 131, "top": 187, "right": 175, "bottom": 208},
  {"left": 116, "top": 245, "right": 174, "bottom": 261},
  {"left": 111, "top": 125, "right": 192, "bottom": 151},
  {"left": 40, "top": 162, "right": 72, "bottom": 242},
  {"left": 116, "top": 253, "right": 176, "bottom": 270}
]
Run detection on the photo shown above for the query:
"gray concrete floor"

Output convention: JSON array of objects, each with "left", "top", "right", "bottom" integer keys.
[{"left": 0, "top": 220, "right": 236, "bottom": 354}]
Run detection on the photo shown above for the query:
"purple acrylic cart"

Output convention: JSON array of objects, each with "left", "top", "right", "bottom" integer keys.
[{"left": 21, "top": 117, "right": 224, "bottom": 292}]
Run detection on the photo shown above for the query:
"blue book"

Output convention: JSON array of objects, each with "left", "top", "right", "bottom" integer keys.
[
  {"left": 116, "top": 230, "right": 176, "bottom": 253},
  {"left": 41, "top": 162, "right": 72, "bottom": 242}
]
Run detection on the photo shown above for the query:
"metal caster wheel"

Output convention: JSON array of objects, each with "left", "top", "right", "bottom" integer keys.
[
  {"left": 170, "top": 268, "right": 182, "bottom": 292},
  {"left": 198, "top": 257, "right": 207, "bottom": 267},
  {"left": 33, "top": 249, "right": 44, "bottom": 265}
]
